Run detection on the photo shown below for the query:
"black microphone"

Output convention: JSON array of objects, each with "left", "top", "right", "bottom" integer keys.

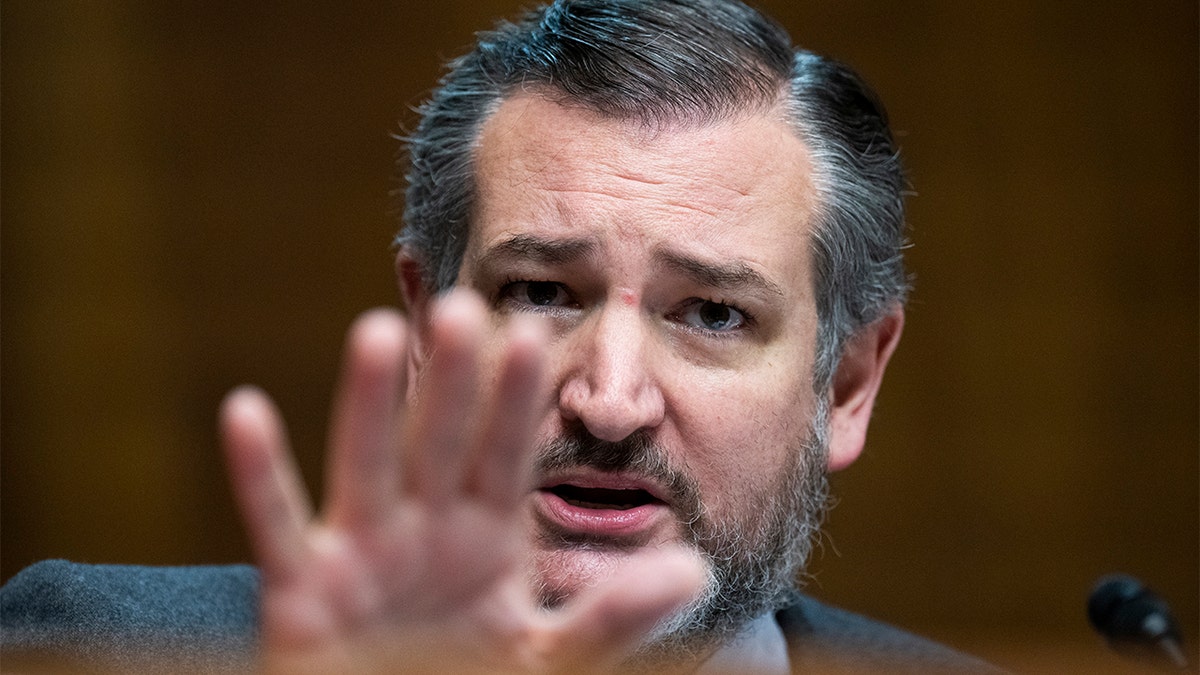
[{"left": 1088, "top": 574, "right": 1189, "bottom": 671}]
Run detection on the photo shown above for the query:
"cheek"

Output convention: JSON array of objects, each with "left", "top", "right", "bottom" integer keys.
[
  {"left": 475, "top": 316, "right": 537, "bottom": 405},
  {"left": 668, "top": 368, "right": 815, "bottom": 509}
]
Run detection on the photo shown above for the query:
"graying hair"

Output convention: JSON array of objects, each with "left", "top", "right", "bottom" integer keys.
[{"left": 396, "top": 0, "right": 908, "bottom": 387}]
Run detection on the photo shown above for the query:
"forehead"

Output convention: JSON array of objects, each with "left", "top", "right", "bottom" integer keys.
[{"left": 469, "top": 95, "right": 818, "bottom": 279}]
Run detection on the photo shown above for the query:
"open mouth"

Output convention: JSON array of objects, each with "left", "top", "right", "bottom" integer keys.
[
  {"left": 543, "top": 485, "right": 663, "bottom": 510},
  {"left": 534, "top": 476, "right": 671, "bottom": 539}
]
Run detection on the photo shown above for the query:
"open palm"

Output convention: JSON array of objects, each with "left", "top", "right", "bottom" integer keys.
[{"left": 220, "top": 291, "right": 704, "bottom": 673}]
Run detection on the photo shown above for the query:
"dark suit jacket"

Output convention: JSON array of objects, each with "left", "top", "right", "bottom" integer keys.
[{"left": 1, "top": 559, "right": 996, "bottom": 672}]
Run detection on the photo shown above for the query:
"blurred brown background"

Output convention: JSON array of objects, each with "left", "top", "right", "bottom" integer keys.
[{"left": 2, "top": 1, "right": 1196, "bottom": 670}]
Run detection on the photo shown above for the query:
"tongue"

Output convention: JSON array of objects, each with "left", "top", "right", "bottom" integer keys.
[{"left": 549, "top": 485, "right": 656, "bottom": 510}]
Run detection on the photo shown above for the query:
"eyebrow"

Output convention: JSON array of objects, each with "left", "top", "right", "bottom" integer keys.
[
  {"left": 473, "top": 233, "right": 785, "bottom": 299},
  {"left": 656, "top": 249, "right": 786, "bottom": 299},
  {"left": 474, "top": 234, "right": 597, "bottom": 269}
]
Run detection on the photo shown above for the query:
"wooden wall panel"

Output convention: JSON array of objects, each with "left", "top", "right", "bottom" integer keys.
[{"left": 3, "top": 1, "right": 1196, "bottom": 667}]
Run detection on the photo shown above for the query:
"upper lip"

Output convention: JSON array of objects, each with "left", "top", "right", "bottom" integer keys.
[{"left": 537, "top": 468, "right": 670, "bottom": 505}]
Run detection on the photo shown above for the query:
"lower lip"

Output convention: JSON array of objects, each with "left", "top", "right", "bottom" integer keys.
[{"left": 535, "top": 490, "right": 668, "bottom": 537}]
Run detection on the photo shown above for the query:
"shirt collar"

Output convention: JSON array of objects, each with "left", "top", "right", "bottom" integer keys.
[{"left": 696, "top": 612, "right": 790, "bottom": 675}]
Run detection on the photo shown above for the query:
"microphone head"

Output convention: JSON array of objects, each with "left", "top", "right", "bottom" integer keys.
[{"left": 1088, "top": 574, "right": 1188, "bottom": 670}]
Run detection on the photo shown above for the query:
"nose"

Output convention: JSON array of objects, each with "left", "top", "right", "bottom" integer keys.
[{"left": 557, "top": 305, "right": 665, "bottom": 442}]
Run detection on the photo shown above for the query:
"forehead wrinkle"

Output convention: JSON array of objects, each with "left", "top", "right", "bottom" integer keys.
[
  {"left": 509, "top": 128, "right": 760, "bottom": 219},
  {"left": 662, "top": 198, "right": 722, "bottom": 219},
  {"left": 535, "top": 183, "right": 745, "bottom": 222},
  {"left": 536, "top": 186, "right": 729, "bottom": 224},
  {"left": 655, "top": 247, "right": 785, "bottom": 299}
]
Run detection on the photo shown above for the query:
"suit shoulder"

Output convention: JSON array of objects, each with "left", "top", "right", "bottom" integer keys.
[
  {"left": 778, "top": 594, "right": 1002, "bottom": 673},
  {"left": 1, "top": 559, "right": 259, "bottom": 670}
]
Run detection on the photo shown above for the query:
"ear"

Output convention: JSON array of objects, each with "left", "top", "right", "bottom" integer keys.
[
  {"left": 395, "top": 247, "right": 436, "bottom": 401},
  {"left": 825, "top": 305, "right": 904, "bottom": 472}
]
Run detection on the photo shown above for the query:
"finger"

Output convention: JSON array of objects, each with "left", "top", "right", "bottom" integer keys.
[
  {"left": 401, "top": 289, "right": 487, "bottom": 502},
  {"left": 544, "top": 547, "right": 709, "bottom": 674},
  {"left": 220, "top": 386, "right": 312, "bottom": 584},
  {"left": 324, "top": 308, "right": 407, "bottom": 528},
  {"left": 467, "top": 313, "right": 549, "bottom": 510}
]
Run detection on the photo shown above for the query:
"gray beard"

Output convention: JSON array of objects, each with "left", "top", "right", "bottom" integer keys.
[{"left": 533, "top": 399, "right": 831, "bottom": 672}]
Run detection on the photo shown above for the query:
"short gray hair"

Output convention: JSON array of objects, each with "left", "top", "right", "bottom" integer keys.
[{"left": 397, "top": 0, "right": 908, "bottom": 387}]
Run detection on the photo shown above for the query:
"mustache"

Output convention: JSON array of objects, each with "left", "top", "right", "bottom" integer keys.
[{"left": 534, "top": 428, "right": 704, "bottom": 531}]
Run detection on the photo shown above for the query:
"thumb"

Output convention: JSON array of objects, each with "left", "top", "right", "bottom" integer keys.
[{"left": 542, "top": 546, "right": 709, "bottom": 673}]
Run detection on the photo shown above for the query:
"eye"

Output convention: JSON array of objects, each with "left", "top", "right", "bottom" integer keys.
[
  {"left": 499, "top": 280, "right": 573, "bottom": 309},
  {"left": 675, "top": 299, "right": 748, "bottom": 333}
]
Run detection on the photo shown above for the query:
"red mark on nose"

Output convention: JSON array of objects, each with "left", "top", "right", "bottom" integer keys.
[{"left": 619, "top": 290, "right": 637, "bottom": 306}]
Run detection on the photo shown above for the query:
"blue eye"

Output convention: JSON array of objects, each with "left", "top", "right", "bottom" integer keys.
[
  {"left": 678, "top": 299, "right": 747, "bottom": 332},
  {"left": 500, "top": 281, "right": 572, "bottom": 308}
]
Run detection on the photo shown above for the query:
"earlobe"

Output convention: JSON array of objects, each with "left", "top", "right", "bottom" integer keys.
[
  {"left": 825, "top": 306, "right": 904, "bottom": 472},
  {"left": 395, "top": 248, "right": 434, "bottom": 402},
  {"left": 396, "top": 248, "right": 432, "bottom": 319}
]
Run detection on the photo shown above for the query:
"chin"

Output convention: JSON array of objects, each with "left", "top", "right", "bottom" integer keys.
[{"left": 529, "top": 544, "right": 633, "bottom": 609}]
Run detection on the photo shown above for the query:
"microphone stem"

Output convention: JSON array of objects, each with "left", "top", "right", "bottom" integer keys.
[{"left": 1157, "top": 636, "right": 1189, "bottom": 670}]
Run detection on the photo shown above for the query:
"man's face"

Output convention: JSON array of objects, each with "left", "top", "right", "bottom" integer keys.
[{"left": 454, "top": 96, "right": 828, "bottom": 646}]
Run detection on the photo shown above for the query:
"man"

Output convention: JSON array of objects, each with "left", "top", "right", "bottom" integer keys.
[{"left": 1, "top": 0, "right": 993, "bottom": 672}]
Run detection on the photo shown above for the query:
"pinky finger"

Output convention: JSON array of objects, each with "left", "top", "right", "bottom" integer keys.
[{"left": 220, "top": 386, "right": 313, "bottom": 584}]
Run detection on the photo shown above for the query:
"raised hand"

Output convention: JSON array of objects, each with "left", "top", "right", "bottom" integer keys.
[{"left": 220, "top": 290, "right": 706, "bottom": 673}]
